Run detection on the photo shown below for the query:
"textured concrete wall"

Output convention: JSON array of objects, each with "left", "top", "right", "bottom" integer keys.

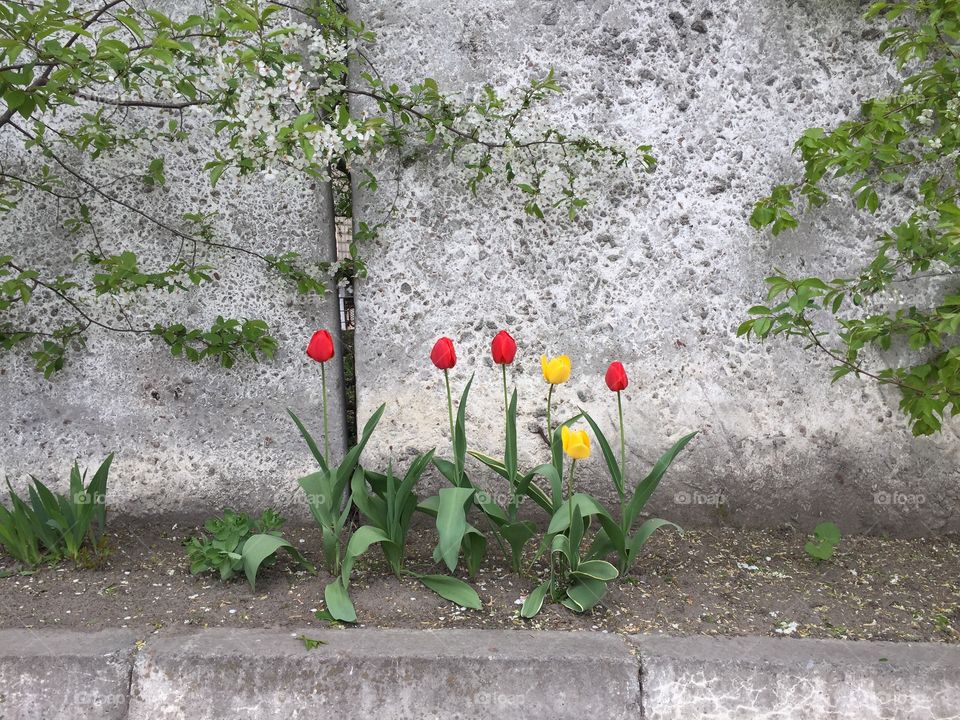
[
  {"left": 350, "top": 0, "right": 960, "bottom": 534},
  {"left": 0, "top": 112, "right": 346, "bottom": 517}
]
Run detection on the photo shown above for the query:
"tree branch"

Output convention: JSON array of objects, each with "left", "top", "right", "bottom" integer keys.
[
  {"left": 8, "top": 120, "right": 278, "bottom": 268},
  {"left": 796, "top": 313, "right": 919, "bottom": 392},
  {"left": 0, "top": 0, "right": 128, "bottom": 130},
  {"left": 4, "top": 260, "right": 150, "bottom": 335},
  {"left": 73, "top": 92, "right": 207, "bottom": 110}
]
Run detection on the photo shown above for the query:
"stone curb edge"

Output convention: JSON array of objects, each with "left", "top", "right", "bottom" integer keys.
[{"left": 0, "top": 628, "right": 958, "bottom": 719}]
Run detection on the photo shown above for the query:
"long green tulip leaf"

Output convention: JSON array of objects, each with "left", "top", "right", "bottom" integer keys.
[
  {"left": 242, "top": 534, "right": 314, "bottom": 590},
  {"left": 418, "top": 574, "right": 482, "bottom": 609},
  {"left": 287, "top": 409, "right": 330, "bottom": 475},
  {"left": 436, "top": 487, "right": 474, "bottom": 572},
  {"left": 466, "top": 450, "right": 509, "bottom": 480},
  {"left": 499, "top": 520, "right": 536, "bottom": 572},
  {"left": 341, "top": 525, "right": 390, "bottom": 587},
  {"left": 626, "top": 518, "right": 682, "bottom": 570},
  {"left": 624, "top": 432, "right": 697, "bottom": 529},
  {"left": 453, "top": 375, "right": 474, "bottom": 484},
  {"left": 521, "top": 579, "right": 551, "bottom": 619},
  {"left": 565, "top": 577, "right": 609, "bottom": 612},
  {"left": 336, "top": 404, "right": 386, "bottom": 486},
  {"left": 547, "top": 493, "right": 610, "bottom": 535},
  {"left": 580, "top": 409, "right": 623, "bottom": 498},
  {"left": 571, "top": 559, "right": 619, "bottom": 582},
  {"left": 505, "top": 389, "right": 518, "bottom": 488},
  {"left": 324, "top": 579, "right": 356, "bottom": 623}
]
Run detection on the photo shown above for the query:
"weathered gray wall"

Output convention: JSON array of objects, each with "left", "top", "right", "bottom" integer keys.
[
  {"left": 0, "top": 107, "right": 346, "bottom": 518},
  {"left": 350, "top": 0, "right": 960, "bottom": 535}
]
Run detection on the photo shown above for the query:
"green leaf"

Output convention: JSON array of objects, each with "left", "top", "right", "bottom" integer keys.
[
  {"left": 546, "top": 493, "right": 609, "bottom": 534},
  {"left": 453, "top": 375, "right": 474, "bottom": 483},
  {"left": 505, "top": 390, "right": 518, "bottom": 489},
  {"left": 336, "top": 404, "right": 386, "bottom": 488},
  {"left": 467, "top": 450, "right": 507, "bottom": 479},
  {"left": 499, "top": 520, "right": 536, "bottom": 572},
  {"left": 565, "top": 577, "right": 609, "bottom": 612},
  {"left": 417, "top": 574, "right": 482, "bottom": 609},
  {"left": 299, "top": 635, "right": 326, "bottom": 650},
  {"left": 626, "top": 519, "right": 682, "bottom": 569},
  {"left": 436, "top": 487, "right": 474, "bottom": 572},
  {"left": 624, "top": 432, "right": 697, "bottom": 529},
  {"left": 324, "top": 579, "right": 356, "bottom": 623},
  {"left": 341, "top": 525, "right": 390, "bottom": 586},
  {"left": 813, "top": 521, "right": 841, "bottom": 545},
  {"left": 288, "top": 409, "right": 330, "bottom": 474},
  {"left": 241, "top": 534, "right": 313, "bottom": 590},
  {"left": 580, "top": 410, "right": 623, "bottom": 498},
  {"left": 571, "top": 559, "right": 618, "bottom": 582},
  {"left": 520, "top": 463, "right": 561, "bottom": 515},
  {"left": 521, "top": 579, "right": 551, "bottom": 619}
]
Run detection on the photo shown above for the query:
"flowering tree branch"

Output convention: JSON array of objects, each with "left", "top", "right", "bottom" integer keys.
[{"left": 1, "top": 0, "right": 651, "bottom": 376}]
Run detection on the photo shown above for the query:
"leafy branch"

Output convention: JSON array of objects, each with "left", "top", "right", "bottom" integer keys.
[
  {"left": 742, "top": 0, "right": 960, "bottom": 435},
  {"left": 1, "top": 0, "right": 650, "bottom": 375}
]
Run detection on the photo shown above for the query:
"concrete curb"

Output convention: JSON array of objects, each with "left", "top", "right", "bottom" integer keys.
[
  {"left": 127, "top": 628, "right": 639, "bottom": 720},
  {"left": 631, "top": 634, "right": 960, "bottom": 720},
  {"left": 0, "top": 629, "right": 137, "bottom": 720},
  {"left": 1, "top": 629, "right": 958, "bottom": 719}
]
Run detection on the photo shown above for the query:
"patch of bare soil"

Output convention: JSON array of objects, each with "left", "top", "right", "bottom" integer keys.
[{"left": 1, "top": 517, "right": 957, "bottom": 642}]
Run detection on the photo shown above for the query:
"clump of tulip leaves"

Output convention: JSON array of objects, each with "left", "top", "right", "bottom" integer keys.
[
  {"left": 290, "top": 382, "right": 695, "bottom": 622},
  {"left": 739, "top": 1, "right": 960, "bottom": 436},
  {"left": 291, "top": 406, "right": 482, "bottom": 622}
]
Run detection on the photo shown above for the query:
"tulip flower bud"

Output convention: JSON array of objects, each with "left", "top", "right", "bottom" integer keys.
[
  {"left": 491, "top": 330, "right": 517, "bottom": 365},
  {"left": 605, "top": 361, "right": 628, "bottom": 392},
  {"left": 561, "top": 425, "right": 591, "bottom": 460},
  {"left": 430, "top": 337, "right": 457, "bottom": 370},
  {"left": 541, "top": 354, "right": 571, "bottom": 385},
  {"left": 306, "top": 329, "right": 335, "bottom": 363}
]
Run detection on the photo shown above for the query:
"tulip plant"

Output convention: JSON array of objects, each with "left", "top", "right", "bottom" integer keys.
[
  {"left": 433, "top": 335, "right": 562, "bottom": 575},
  {"left": 323, "top": 457, "right": 482, "bottom": 623},
  {"left": 467, "top": 345, "right": 697, "bottom": 617},
  {"left": 287, "top": 326, "right": 696, "bottom": 623}
]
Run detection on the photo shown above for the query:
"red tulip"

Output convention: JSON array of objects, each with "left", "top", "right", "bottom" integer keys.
[
  {"left": 430, "top": 337, "right": 457, "bottom": 370},
  {"left": 306, "top": 330, "right": 335, "bottom": 363},
  {"left": 491, "top": 330, "right": 517, "bottom": 365},
  {"left": 605, "top": 361, "right": 628, "bottom": 391}
]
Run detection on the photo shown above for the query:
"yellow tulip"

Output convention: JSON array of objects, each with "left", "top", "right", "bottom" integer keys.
[
  {"left": 561, "top": 425, "right": 591, "bottom": 460},
  {"left": 541, "top": 354, "right": 571, "bottom": 385}
]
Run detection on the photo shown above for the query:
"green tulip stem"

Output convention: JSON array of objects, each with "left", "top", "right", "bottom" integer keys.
[
  {"left": 444, "top": 368, "right": 455, "bottom": 446},
  {"left": 502, "top": 363, "right": 510, "bottom": 501},
  {"left": 546, "top": 383, "right": 554, "bottom": 442},
  {"left": 321, "top": 361, "right": 330, "bottom": 467},
  {"left": 617, "top": 389, "right": 626, "bottom": 502},
  {"left": 567, "top": 459, "right": 577, "bottom": 523},
  {"left": 501, "top": 364, "right": 509, "bottom": 423}
]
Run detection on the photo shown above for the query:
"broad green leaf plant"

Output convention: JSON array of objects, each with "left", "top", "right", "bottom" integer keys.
[
  {"left": 740, "top": 0, "right": 960, "bottom": 435},
  {"left": 184, "top": 508, "right": 314, "bottom": 590}
]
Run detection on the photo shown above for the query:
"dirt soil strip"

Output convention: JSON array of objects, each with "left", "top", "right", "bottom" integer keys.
[{"left": 0, "top": 518, "right": 958, "bottom": 642}]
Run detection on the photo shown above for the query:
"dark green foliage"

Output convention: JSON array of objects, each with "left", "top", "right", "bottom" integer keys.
[
  {"left": 0, "top": 455, "right": 113, "bottom": 566},
  {"left": 184, "top": 509, "right": 313, "bottom": 589}
]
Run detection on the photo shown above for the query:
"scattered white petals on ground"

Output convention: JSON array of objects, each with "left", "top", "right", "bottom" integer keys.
[{"left": 776, "top": 621, "right": 799, "bottom": 636}]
